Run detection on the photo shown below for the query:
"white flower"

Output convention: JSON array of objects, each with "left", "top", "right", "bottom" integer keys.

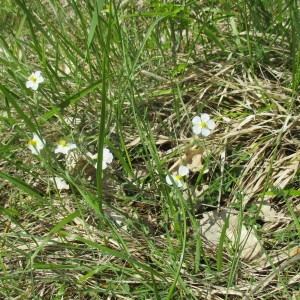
[
  {"left": 54, "top": 139, "right": 77, "bottom": 155},
  {"left": 51, "top": 177, "right": 69, "bottom": 190},
  {"left": 88, "top": 147, "right": 113, "bottom": 170},
  {"left": 192, "top": 113, "right": 215, "bottom": 137},
  {"left": 28, "top": 133, "right": 46, "bottom": 155},
  {"left": 166, "top": 166, "right": 189, "bottom": 188},
  {"left": 26, "top": 71, "right": 44, "bottom": 91}
]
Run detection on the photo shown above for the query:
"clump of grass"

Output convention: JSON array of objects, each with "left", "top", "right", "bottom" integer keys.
[{"left": 1, "top": 0, "right": 299, "bottom": 299}]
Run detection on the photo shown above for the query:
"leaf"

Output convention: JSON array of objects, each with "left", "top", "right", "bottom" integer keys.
[
  {"left": 169, "top": 145, "right": 206, "bottom": 173},
  {"left": 200, "top": 209, "right": 267, "bottom": 264},
  {"left": 265, "top": 189, "right": 300, "bottom": 197},
  {"left": 259, "top": 203, "right": 286, "bottom": 223},
  {"left": 183, "top": 146, "right": 206, "bottom": 172},
  {"left": 87, "top": 0, "right": 105, "bottom": 48},
  {"left": 38, "top": 80, "right": 103, "bottom": 123},
  {"left": 0, "top": 170, "right": 44, "bottom": 201}
]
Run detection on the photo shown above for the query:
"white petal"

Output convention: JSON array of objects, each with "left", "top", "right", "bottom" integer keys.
[
  {"left": 166, "top": 175, "right": 173, "bottom": 185},
  {"left": 103, "top": 148, "right": 113, "bottom": 163},
  {"left": 27, "top": 81, "right": 36, "bottom": 90},
  {"left": 32, "top": 133, "right": 39, "bottom": 140},
  {"left": 34, "top": 71, "right": 41, "bottom": 77},
  {"left": 37, "top": 76, "right": 44, "bottom": 84},
  {"left": 206, "top": 119, "right": 215, "bottom": 130},
  {"left": 55, "top": 145, "right": 73, "bottom": 154},
  {"left": 178, "top": 166, "right": 189, "bottom": 176},
  {"left": 201, "top": 127, "right": 211, "bottom": 137},
  {"left": 67, "top": 144, "right": 77, "bottom": 151},
  {"left": 175, "top": 179, "right": 183, "bottom": 187},
  {"left": 32, "top": 83, "right": 39, "bottom": 91},
  {"left": 53, "top": 177, "right": 69, "bottom": 190},
  {"left": 28, "top": 145, "right": 39, "bottom": 155},
  {"left": 87, "top": 152, "right": 97, "bottom": 160},
  {"left": 192, "top": 125, "right": 202, "bottom": 135},
  {"left": 26, "top": 81, "right": 32, "bottom": 88},
  {"left": 28, "top": 134, "right": 45, "bottom": 154},
  {"left": 54, "top": 145, "right": 63, "bottom": 154},
  {"left": 192, "top": 116, "right": 201, "bottom": 125},
  {"left": 26, "top": 81, "right": 38, "bottom": 90},
  {"left": 166, "top": 174, "right": 183, "bottom": 187},
  {"left": 37, "top": 143, "right": 45, "bottom": 150},
  {"left": 102, "top": 161, "right": 107, "bottom": 170},
  {"left": 200, "top": 113, "right": 210, "bottom": 122}
]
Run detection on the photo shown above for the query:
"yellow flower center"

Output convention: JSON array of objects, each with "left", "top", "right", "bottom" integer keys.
[
  {"left": 175, "top": 174, "right": 183, "bottom": 180},
  {"left": 28, "top": 140, "right": 37, "bottom": 146},
  {"left": 58, "top": 139, "right": 67, "bottom": 147},
  {"left": 29, "top": 76, "right": 37, "bottom": 83},
  {"left": 200, "top": 121, "right": 207, "bottom": 128}
]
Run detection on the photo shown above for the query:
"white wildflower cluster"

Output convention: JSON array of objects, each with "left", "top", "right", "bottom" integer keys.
[
  {"left": 27, "top": 134, "right": 77, "bottom": 156},
  {"left": 28, "top": 132, "right": 113, "bottom": 189},
  {"left": 25, "top": 71, "right": 114, "bottom": 191},
  {"left": 27, "top": 133, "right": 76, "bottom": 190},
  {"left": 25, "top": 71, "right": 215, "bottom": 191},
  {"left": 27, "top": 132, "right": 113, "bottom": 190},
  {"left": 166, "top": 113, "right": 216, "bottom": 188}
]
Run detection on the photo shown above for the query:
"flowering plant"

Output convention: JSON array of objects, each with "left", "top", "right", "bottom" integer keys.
[
  {"left": 26, "top": 71, "right": 44, "bottom": 91},
  {"left": 166, "top": 166, "right": 189, "bottom": 188},
  {"left": 88, "top": 148, "right": 113, "bottom": 170},
  {"left": 192, "top": 113, "right": 215, "bottom": 137},
  {"left": 55, "top": 140, "right": 77, "bottom": 155},
  {"left": 28, "top": 133, "right": 46, "bottom": 155},
  {"left": 51, "top": 177, "right": 69, "bottom": 190}
]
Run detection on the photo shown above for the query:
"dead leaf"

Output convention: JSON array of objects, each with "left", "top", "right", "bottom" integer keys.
[
  {"left": 199, "top": 209, "right": 267, "bottom": 264},
  {"left": 169, "top": 145, "right": 206, "bottom": 173},
  {"left": 259, "top": 203, "right": 288, "bottom": 223}
]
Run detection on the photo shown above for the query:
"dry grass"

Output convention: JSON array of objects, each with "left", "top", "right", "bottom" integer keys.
[
  {"left": 1, "top": 57, "right": 299, "bottom": 299},
  {"left": 1, "top": 0, "right": 300, "bottom": 299}
]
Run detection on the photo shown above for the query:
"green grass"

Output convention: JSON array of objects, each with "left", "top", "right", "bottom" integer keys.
[{"left": 1, "top": 0, "right": 300, "bottom": 299}]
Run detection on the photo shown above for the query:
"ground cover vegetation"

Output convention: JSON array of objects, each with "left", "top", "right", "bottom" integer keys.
[{"left": 1, "top": 0, "right": 300, "bottom": 299}]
